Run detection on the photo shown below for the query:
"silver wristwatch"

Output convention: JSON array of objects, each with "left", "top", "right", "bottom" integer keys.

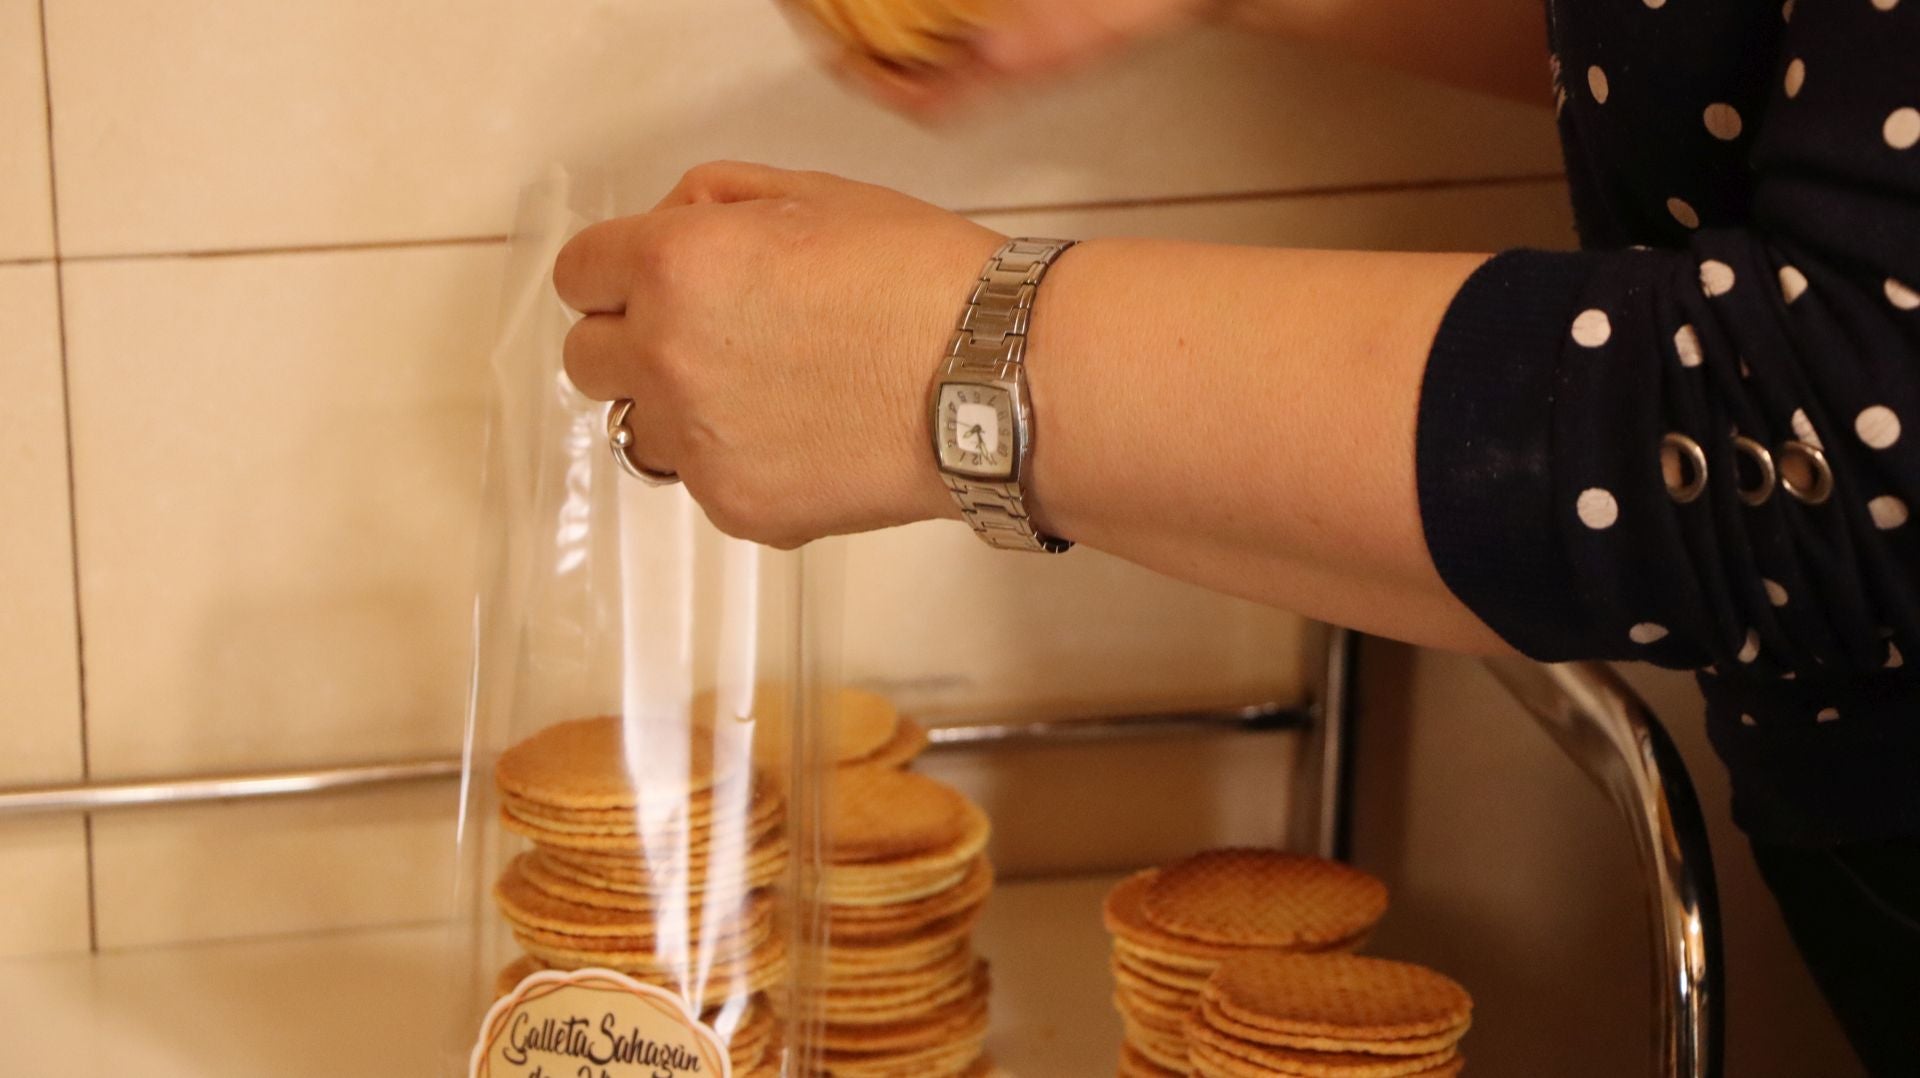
[{"left": 931, "top": 237, "right": 1077, "bottom": 554}]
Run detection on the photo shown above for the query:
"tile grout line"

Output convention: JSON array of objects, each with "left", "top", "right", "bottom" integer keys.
[
  {"left": 36, "top": 0, "right": 98, "bottom": 955},
  {"left": 40, "top": 171, "right": 1570, "bottom": 266}
]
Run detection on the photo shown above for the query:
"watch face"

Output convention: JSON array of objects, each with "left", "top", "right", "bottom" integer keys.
[{"left": 937, "top": 383, "right": 1016, "bottom": 479}]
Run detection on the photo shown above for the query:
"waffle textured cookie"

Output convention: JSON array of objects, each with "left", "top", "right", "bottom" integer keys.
[
  {"left": 1102, "top": 853, "right": 1391, "bottom": 1076},
  {"left": 1141, "top": 849, "right": 1389, "bottom": 951},
  {"left": 1183, "top": 953, "right": 1472, "bottom": 1078}
]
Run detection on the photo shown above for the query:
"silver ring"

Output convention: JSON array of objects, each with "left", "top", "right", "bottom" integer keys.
[
  {"left": 1778, "top": 439, "right": 1833, "bottom": 505},
  {"left": 605, "top": 399, "right": 680, "bottom": 486},
  {"left": 1732, "top": 435, "right": 1776, "bottom": 506},
  {"left": 1661, "top": 433, "right": 1708, "bottom": 504}
]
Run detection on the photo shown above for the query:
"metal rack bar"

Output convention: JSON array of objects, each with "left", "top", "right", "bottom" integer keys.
[
  {"left": 0, "top": 701, "right": 1312, "bottom": 819},
  {"left": 1483, "top": 657, "right": 1723, "bottom": 1078}
]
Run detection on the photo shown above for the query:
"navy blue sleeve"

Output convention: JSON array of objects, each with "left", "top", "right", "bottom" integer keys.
[{"left": 1417, "top": 0, "right": 1920, "bottom": 680}]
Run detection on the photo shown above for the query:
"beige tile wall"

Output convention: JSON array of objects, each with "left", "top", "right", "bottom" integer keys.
[
  {"left": 7, "top": 0, "right": 1575, "bottom": 959},
  {"left": 0, "top": 0, "right": 54, "bottom": 260},
  {"left": 0, "top": 263, "right": 89, "bottom": 957}
]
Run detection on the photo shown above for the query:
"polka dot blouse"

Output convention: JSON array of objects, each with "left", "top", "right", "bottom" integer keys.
[{"left": 1416, "top": 0, "right": 1920, "bottom": 844}]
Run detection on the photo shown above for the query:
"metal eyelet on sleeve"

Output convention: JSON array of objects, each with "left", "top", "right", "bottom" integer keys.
[
  {"left": 1779, "top": 439, "right": 1834, "bottom": 504},
  {"left": 1661, "top": 433, "right": 1708, "bottom": 504},
  {"left": 1732, "top": 435, "right": 1776, "bottom": 506}
]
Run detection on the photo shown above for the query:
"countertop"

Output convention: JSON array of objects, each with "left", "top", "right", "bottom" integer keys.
[{"left": 0, "top": 873, "right": 1126, "bottom": 1077}]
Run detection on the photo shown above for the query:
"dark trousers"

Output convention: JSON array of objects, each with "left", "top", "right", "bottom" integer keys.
[{"left": 1750, "top": 837, "right": 1920, "bottom": 1077}]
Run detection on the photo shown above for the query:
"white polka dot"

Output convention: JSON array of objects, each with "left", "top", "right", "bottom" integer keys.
[
  {"left": 1764, "top": 579, "right": 1790, "bottom": 606},
  {"left": 1888, "top": 108, "right": 1920, "bottom": 150},
  {"left": 1782, "top": 671, "right": 1797, "bottom": 680},
  {"left": 1856, "top": 405, "right": 1902, "bottom": 449},
  {"left": 1778, "top": 265, "right": 1808, "bottom": 303},
  {"left": 1704, "top": 664, "right": 1718, "bottom": 675},
  {"left": 1571, "top": 308, "right": 1613, "bottom": 347},
  {"left": 1704, "top": 103, "right": 1744, "bottom": 140},
  {"left": 1740, "top": 713, "right": 1757, "bottom": 727},
  {"left": 1630, "top": 622, "right": 1670, "bottom": 644},
  {"left": 1577, "top": 488, "right": 1619, "bottom": 529},
  {"left": 1587, "top": 66, "right": 1609, "bottom": 104},
  {"left": 1872, "top": 0, "right": 1900, "bottom": 11},
  {"left": 1700, "top": 260, "right": 1736, "bottom": 296},
  {"left": 1782, "top": 0, "right": 1795, "bottom": 19},
  {"left": 1870, "top": 495, "right": 1910, "bottom": 529},
  {"left": 1739, "top": 629, "right": 1762, "bottom": 663},
  {"left": 1668, "top": 197, "right": 1701, "bottom": 229},
  {"left": 1673, "top": 325, "right": 1704, "bottom": 368},
  {"left": 1887, "top": 278, "right": 1920, "bottom": 310},
  {"left": 1740, "top": 358, "right": 1752, "bottom": 379},
  {"left": 1791, "top": 408, "right": 1823, "bottom": 448},
  {"left": 1646, "top": 0, "right": 1667, "bottom": 8},
  {"left": 1784, "top": 59, "right": 1806, "bottom": 98},
  {"left": 1888, "top": 642, "right": 1905, "bottom": 669},
  {"left": 1816, "top": 707, "right": 1840, "bottom": 723}
]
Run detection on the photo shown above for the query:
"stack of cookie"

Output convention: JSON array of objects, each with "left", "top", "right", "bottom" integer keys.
[
  {"left": 1103, "top": 850, "right": 1389, "bottom": 1076},
  {"left": 808, "top": 765, "right": 995, "bottom": 1077},
  {"left": 1185, "top": 953, "right": 1472, "bottom": 1077},
  {"left": 707, "top": 685, "right": 930, "bottom": 774},
  {"left": 489, "top": 715, "right": 790, "bottom": 1077}
]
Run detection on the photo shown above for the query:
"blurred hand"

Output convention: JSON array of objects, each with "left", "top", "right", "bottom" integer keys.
[
  {"left": 554, "top": 161, "right": 1005, "bottom": 548},
  {"left": 818, "top": 0, "right": 1215, "bottom": 121}
]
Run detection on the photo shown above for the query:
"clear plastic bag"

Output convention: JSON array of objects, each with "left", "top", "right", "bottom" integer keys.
[
  {"left": 444, "top": 169, "right": 996, "bottom": 1078},
  {"left": 445, "top": 168, "right": 840, "bottom": 1078}
]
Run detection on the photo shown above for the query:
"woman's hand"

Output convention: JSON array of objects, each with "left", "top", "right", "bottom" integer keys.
[
  {"left": 554, "top": 161, "right": 1003, "bottom": 548},
  {"left": 816, "top": 0, "right": 1213, "bottom": 121}
]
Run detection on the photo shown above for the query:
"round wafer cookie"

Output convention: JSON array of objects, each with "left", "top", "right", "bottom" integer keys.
[
  {"left": 522, "top": 844, "right": 785, "bottom": 908},
  {"left": 830, "top": 767, "right": 982, "bottom": 864},
  {"left": 824, "top": 904, "right": 985, "bottom": 970},
  {"left": 696, "top": 684, "right": 902, "bottom": 767},
  {"left": 1113, "top": 960, "right": 1199, "bottom": 1012},
  {"left": 1196, "top": 997, "right": 1467, "bottom": 1057},
  {"left": 830, "top": 858, "right": 993, "bottom": 940},
  {"left": 499, "top": 778, "right": 775, "bottom": 835},
  {"left": 496, "top": 855, "right": 770, "bottom": 937},
  {"left": 812, "top": 965, "right": 990, "bottom": 1052},
  {"left": 501, "top": 790, "right": 782, "bottom": 852},
  {"left": 495, "top": 715, "right": 746, "bottom": 809},
  {"left": 1121, "top": 1039, "right": 1186, "bottom": 1078},
  {"left": 823, "top": 958, "right": 987, "bottom": 1024},
  {"left": 1141, "top": 850, "right": 1386, "bottom": 951},
  {"left": 509, "top": 907, "right": 775, "bottom": 969},
  {"left": 534, "top": 823, "right": 786, "bottom": 876},
  {"left": 1116, "top": 983, "right": 1195, "bottom": 1035},
  {"left": 1185, "top": 1012, "right": 1460, "bottom": 1078},
  {"left": 1104, "top": 871, "right": 1254, "bottom": 970},
  {"left": 812, "top": 936, "right": 974, "bottom": 991},
  {"left": 1121, "top": 1020, "right": 1193, "bottom": 1075},
  {"left": 846, "top": 714, "right": 930, "bottom": 770},
  {"left": 1205, "top": 953, "right": 1473, "bottom": 1042},
  {"left": 813, "top": 1031, "right": 991, "bottom": 1078},
  {"left": 1114, "top": 945, "right": 1214, "bottom": 994},
  {"left": 828, "top": 858, "right": 976, "bottom": 906},
  {"left": 1187, "top": 1037, "right": 1465, "bottom": 1078},
  {"left": 515, "top": 934, "right": 790, "bottom": 1005}
]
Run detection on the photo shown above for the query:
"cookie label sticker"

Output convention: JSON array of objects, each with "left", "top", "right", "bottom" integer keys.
[{"left": 472, "top": 968, "right": 731, "bottom": 1078}]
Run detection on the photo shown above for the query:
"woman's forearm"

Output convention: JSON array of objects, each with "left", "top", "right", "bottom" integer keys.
[{"left": 1023, "top": 238, "right": 1513, "bottom": 653}]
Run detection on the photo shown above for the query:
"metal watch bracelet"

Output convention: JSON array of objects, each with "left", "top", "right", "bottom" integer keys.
[{"left": 936, "top": 238, "right": 1076, "bottom": 554}]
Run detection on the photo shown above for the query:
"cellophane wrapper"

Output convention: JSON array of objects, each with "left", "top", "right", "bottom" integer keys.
[{"left": 443, "top": 167, "right": 843, "bottom": 1078}]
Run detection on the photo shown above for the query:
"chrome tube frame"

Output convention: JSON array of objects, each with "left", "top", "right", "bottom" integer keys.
[
  {"left": 0, "top": 701, "right": 1314, "bottom": 819},
  {"left": 1483, "top": 657, "right": 1723, "bottom": 1078}
]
